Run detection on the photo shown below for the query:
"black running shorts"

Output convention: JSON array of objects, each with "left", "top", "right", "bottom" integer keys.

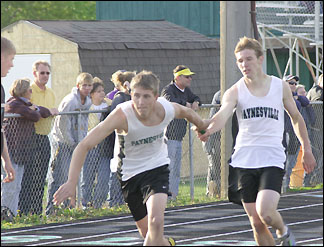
[
  {"left": 229, "top": 166, "right": 285, "bottom": 204},
  {"left": 120, "top": 164, "right": 171, "bottom": 222}
]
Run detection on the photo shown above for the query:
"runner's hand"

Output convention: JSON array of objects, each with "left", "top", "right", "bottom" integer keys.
[
  {"left": 53, "top": 182, "right": 76, "bottom": 207},
  {"left": 302, "top": 149, "right": 317, "bottom": 174}
]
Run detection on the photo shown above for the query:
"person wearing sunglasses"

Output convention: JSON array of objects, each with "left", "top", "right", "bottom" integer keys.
[
  {"left": 2, "top": 78, "right": 51, "bottom": 219},
  {"left": 161, "top": 65, "right": 201, "bottom": 200},
  {"left": 17, "top": 60, "right": 59, "bottom": 216},
  {"left": 282, "top": 75, "right": 310, "bottom": 191}
]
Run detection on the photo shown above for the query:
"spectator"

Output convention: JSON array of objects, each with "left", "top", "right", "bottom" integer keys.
[
  {"left": 305, "top": 74, "right": 323, "bottom": 186},
  {"left": 295, "top": 84, "right": 316, "bottom": 187},
  {"left": 1, "top": 36, "right": 16, "bottom": 222},
  {"left": 80, "top": 78, "right": 112, "bottom": 209},
  {"left": 2, "top": 78, "right": 51, "bottom": 217},
  {"left": 307, "top": 74, "right": 323, "bottom": 101},
  {"left": 108, "top": 70, "right": 136, "bottom": 207},
  {"left": 1, "top": 37, "right": 15, "bottom": 183},
  {"left": 202, "top": 90, "right": 221, "bottom": 197},
  {"left": 283, "top": 75, "right": 310, "bottom": 189},
  {"left": 46, "top": 72, "right": 93, "bottom": 215},
  {"left": 161, "top": 65, "right": 201, "bottom": 200},
  {"left": 18, "top": 60, "right": 59, "bottom": 216},
  {"left": 296, "top": 84, "right": 316, "bottom": 131},
  {"left": 106, "top": 70, "right": 127, "bottom": 100}
]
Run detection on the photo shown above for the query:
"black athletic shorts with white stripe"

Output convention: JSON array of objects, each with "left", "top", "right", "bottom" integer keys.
[
  {"left": 229, "top": 165, "right": 285, "bottom": 205},
  {"left": 120, "top": 164, "right": 171, "bottom": 221}
]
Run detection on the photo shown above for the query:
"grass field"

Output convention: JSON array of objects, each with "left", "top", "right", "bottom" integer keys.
[
  {"left": 1, "top": 178, "right": 217, "bottom": 229},
  {"left": 1, "top": 181, "right": 322, "bottom": 230}
]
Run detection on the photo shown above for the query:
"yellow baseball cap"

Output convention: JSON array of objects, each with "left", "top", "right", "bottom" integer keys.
[{"left": 174, "top": 68, "right": 195, "bottom": 78}]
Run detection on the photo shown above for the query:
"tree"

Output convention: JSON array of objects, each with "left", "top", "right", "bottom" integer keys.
[{"left": 1, "top": 1, "right": 96, "bottom": 29}]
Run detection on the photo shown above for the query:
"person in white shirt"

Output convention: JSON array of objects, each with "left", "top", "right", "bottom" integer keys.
[
  {"left": 80, "top": 78, "right": 112, "bottom": 209},
  {"left": 53, "top": 70, "right": 207, "bottom": 246},
  {"left": 195, "top": 36, "right": 316, "bottom": 246}
]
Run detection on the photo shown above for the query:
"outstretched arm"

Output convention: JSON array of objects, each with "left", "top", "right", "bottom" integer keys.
[
  {"left": 53, "top": 107, "right": 127, "bottom": 206},
  {"left": 172, "top": 102, "right": 207, "bottom": 132},
  {"left": 197, "top": 86, "right": 238, "bottom": 142},
  {"left": 282, "top": 81, "right": 316, "bottom": 174}
]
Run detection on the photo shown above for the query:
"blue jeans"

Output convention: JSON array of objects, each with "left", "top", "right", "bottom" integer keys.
[
  {"left": 46, "top": 142, "right": 73, "bottom": 215},
  {"left": 1, "top": 162, "right": 24, "bottom": 216},
  {"left": 167, "top": 140, "right": 182, "bottom": 198},
  {"left": 81, "top": 147, "right": 111, "bottom": 208},
  {"left": 107, "top": 172, "right": 124, "bottom": 207},
  {"left": 19, "top": 134, "right": 51, "bottom": 215}
]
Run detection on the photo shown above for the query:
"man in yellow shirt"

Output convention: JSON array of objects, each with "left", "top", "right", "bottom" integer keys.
[{"left": 18, "top": 60, "right": 58, "bottom": 215}]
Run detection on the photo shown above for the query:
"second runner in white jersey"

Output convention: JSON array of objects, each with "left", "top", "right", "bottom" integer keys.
[{"left": 230, "top": 76, "right": 286, "bottom": 169}]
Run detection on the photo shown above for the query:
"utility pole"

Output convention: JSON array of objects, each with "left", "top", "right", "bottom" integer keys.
[{"left": 219, "top": 1, "right": 253, "bottom": 198}]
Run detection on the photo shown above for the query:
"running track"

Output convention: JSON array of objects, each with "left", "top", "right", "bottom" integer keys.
[{"left": 1, "top": 190, "right": 322, "bottom": 246}]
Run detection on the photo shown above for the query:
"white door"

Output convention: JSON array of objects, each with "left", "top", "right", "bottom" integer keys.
[{"left": 2, "top": 54, "right": 51, "bottom": 102}]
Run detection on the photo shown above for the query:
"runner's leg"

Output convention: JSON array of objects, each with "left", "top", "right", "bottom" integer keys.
[
  {"left": 143, "top": 193, "right": 170, "bottom": 246},
  {"left": 256, "top": 190, "right": 287, "bottom": 237},
  {"left": 243, "top": 201, "right": 275, "bottom": 246}
]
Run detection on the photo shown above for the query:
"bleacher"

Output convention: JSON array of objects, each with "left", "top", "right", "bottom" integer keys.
[{"left": 256, "top": 1, "right": 323, "bottom": 42}]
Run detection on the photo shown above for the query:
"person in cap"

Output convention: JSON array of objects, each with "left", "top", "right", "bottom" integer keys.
[
  {"left": 282, "top": 75, "right": 311, "bottom": 190},
  {"left": 161, "top": 65, "right": 201, "bottom": 200}
]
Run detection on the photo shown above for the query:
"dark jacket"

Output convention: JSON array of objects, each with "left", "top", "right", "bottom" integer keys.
[
  {"left": 4, "top": 96, "right": 51, "bottom": 165},
  {"left": 284, "top": 92, "right": 310, "bottom": 154},
  {"left": 99, "top": 91, "right": 131, "bottom": 159},
  {"left": 161, "top": 81, "right": 201, "bottom": 141},
  {"left": 111, "top": 91, "right": 131, "bottom": 110}
]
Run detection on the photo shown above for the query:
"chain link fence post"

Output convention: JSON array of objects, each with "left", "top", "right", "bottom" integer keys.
[{"left": 188, "top": 122, "right": 194, "bottom": 200}]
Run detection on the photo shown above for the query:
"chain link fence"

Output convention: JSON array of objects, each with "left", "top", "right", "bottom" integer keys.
[
  {"left": 256, "top": 1, "right": 323, "bottom": 41},
  {"left": 1, "top": 102, "right": 323, "bottom": 216}
]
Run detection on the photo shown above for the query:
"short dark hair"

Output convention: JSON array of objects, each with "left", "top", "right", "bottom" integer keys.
[{"left": 91, "top": 79, "right": 104, "bottom": 94}]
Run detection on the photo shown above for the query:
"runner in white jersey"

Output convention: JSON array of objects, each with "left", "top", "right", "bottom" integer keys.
[
  {"left": 116, "top": 96, "right": 174, "bottom": 181},
  {"left": 230, "top": 75, "right": 286, "bottom": 170},
  {"left": 195, "top": 37, "right": 316, "bottom": 246},
  {"left": 53, "top": 70, "right": 207, "bottom": 246}
]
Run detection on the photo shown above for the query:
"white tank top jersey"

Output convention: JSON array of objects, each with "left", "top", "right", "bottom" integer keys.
[
  {"left": 230, "top": 76, "right": 286, "bottom": 169},
  {"left": 117, "top": 97, "right": 175, "bottom": 181}
]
